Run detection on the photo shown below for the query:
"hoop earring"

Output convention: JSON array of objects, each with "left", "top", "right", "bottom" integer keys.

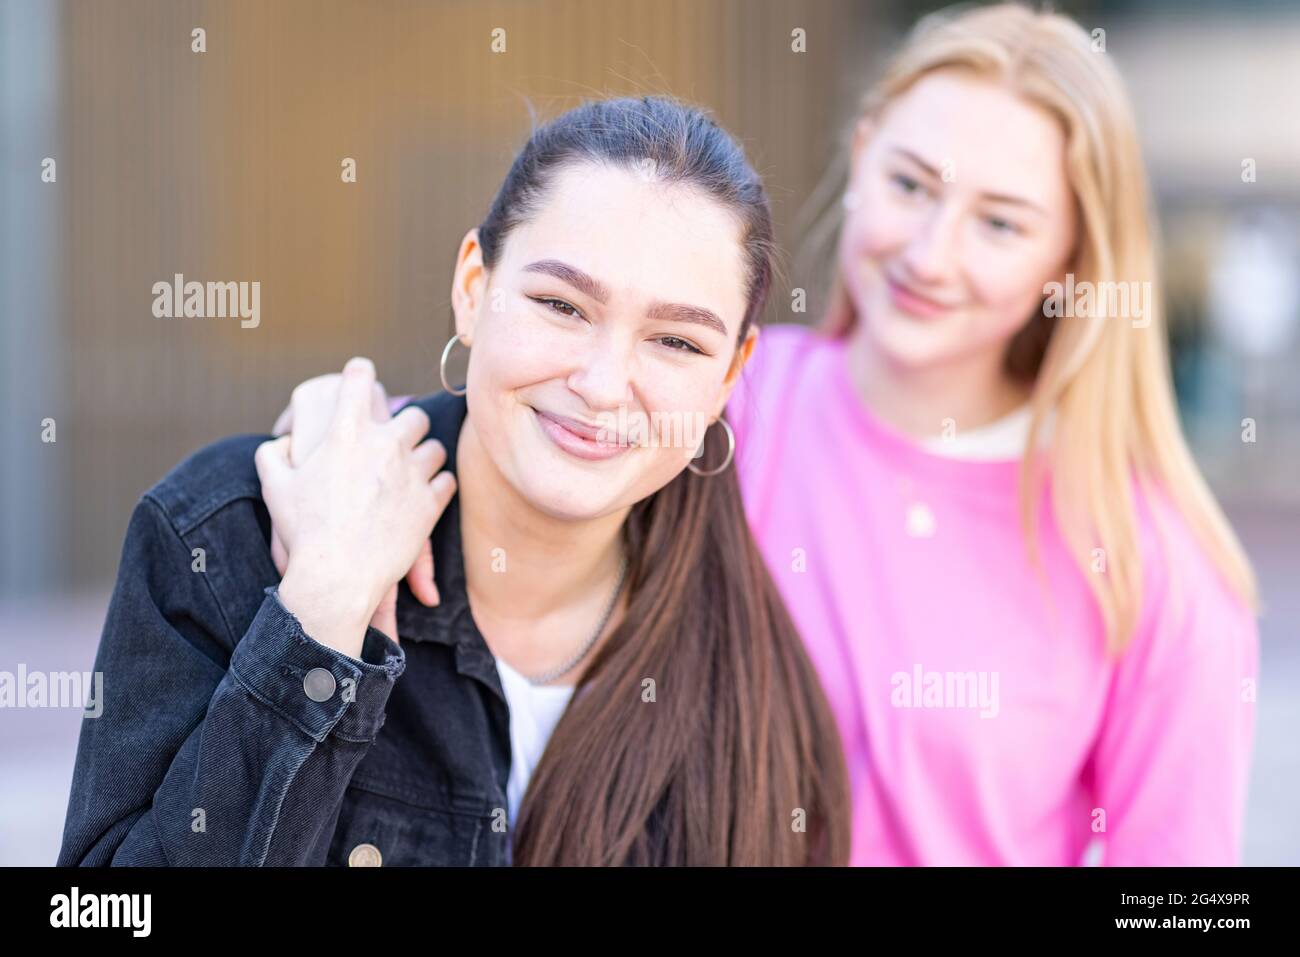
[
  {"left": 687, "top": 416, "right": 735, "bottom": 477},
  {"left": 440, "top": 333, "right": 469, "bottom": 396}
]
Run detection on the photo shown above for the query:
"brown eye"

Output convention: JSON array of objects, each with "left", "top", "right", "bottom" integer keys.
[
  {"left": 530, "top": 296, "right": 584, "bottom": 319},
  {"left": 656, "top": 335, "right": 703, "bottom": 355}
]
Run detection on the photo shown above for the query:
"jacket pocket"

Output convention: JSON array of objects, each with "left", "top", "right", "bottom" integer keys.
[{"left": 326, "top": 779, "right": 504, "bottom": 866}]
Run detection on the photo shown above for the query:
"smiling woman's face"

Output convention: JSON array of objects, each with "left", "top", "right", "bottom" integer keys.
[
  {"left": 840, "top": 68, "right": 1079, "bottom": 372},
  {"left": 450, "top": 162, "right": 755, "bottom": 521}
]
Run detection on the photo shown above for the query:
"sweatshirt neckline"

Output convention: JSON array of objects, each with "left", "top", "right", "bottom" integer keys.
[{"left": 823, "top": 332, "right": 1026, "bottom": 487}]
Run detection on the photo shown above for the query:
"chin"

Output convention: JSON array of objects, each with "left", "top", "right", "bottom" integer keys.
[
  {"left": 861, "top": 302, "right": 961, "bottom": 371},
  {"left": 874, "top": 333, "right": 955, "bottom": 371},
  {"left": 516, "top": 472, "right": 625, "bottom": 522}
]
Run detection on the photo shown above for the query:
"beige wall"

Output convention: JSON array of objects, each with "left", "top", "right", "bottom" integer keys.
[
  {"left": 53, "top": 0, "right": 876, "bottom": 589},
  {"left": 32, "top": 0, "right": 1300, "bottom": 590}
]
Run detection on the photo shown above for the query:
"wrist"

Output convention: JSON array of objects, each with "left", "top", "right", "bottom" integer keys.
[{"left": 278, "top": 563, "right": 377, "bottom": 656}]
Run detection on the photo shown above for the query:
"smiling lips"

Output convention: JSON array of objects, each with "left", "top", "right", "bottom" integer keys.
[
  {"left": 886, "top": 275, "right": 957, "bottom": 319},
  {"left": 532, "top": 407, "right": 631, "bottom": 461}
]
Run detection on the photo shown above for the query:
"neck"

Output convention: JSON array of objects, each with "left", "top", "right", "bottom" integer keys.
[
  {"left": 845, "top": 320, "right": 1031, "bottom": 440},
  {"left": 454, "top": 413, "right": 628, "bottom": 644}
]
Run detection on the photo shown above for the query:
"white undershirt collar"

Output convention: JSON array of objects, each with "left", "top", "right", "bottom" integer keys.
[{"left": 918, "top": 404, "right": 1038, "bottom": 461}]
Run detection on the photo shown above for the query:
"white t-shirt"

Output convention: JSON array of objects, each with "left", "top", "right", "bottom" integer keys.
[
  {"left": 494, "top": 655, "right": 575, "bottom": 833},
  {"left": 919, "top": 404, "right": 1053, "bottom": 460}
]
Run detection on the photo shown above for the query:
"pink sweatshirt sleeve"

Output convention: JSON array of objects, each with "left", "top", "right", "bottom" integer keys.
[
  {"left": 1088, "top": 490, "right": 1259, "bottom": 866},
  {"left": 388, "top": 394, "right": 414, "bottom": 415}
]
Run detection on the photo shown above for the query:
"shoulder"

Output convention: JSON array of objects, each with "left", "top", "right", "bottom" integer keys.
[
  {"left": 729, "top": 323, "right": 830, "bottom": 431},
  {"left": 1134, "top": 481, "right": 1249, "bottom": 615},
  {"left": 118, "top": 432, "right": 278, "bottom": 645},
  {"left": 748, "top": 322, "right": 824, "bottom": 376},
  {"left": 143, "top": 432, "right": 271, "bottom": 536},
  {"left": 1129, "top": 479, "right": 1258, "bottom": 675}
]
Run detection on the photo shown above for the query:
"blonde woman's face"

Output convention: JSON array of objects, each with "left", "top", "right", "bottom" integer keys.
[{"left": 839, "top": 69, "right": 1078, "bottom": 372}]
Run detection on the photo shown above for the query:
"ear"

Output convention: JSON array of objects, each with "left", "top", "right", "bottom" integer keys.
[
  {"left": 714, "top": 325, "right": 760, "bottom": 417},
  {"left": 450, "top": 228, "right": 488, "bottom": 345},
  {"left": 850, "top": 115, "right": 876, "bottom": 173}
]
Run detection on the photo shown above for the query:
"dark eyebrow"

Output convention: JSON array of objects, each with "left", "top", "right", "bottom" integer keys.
[
  {"left": 524, "top": 258, "right": 729, "bottom": 338},
  {"left": 890, "top": 147, "right": 1047, "bottom": 215},
  {"left": 523, "top": 259, "right": 610, "bottom": 304},
  {"left": 646, "top": 301, "right": 728, "bottom": 338}
]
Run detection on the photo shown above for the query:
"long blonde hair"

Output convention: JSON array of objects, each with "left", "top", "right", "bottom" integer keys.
[{"left": 799, "top": 2, "right": 1257, "bottom": 653}]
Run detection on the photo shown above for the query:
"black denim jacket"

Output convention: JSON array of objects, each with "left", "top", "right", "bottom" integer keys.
[{"left": 58, "top": 389, "right": 518, "bottom": 866}]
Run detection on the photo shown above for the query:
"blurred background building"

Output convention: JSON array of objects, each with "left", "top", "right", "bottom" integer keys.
[{"left": 2, "top": 0, "right": 1297, "bottom": 865}]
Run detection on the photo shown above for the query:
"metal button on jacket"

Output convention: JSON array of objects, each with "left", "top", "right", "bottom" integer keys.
[
  {"left": 303, "top": 667, "right": 337, "bottom": 702},
  {"left": 348, "top": 843, "right": 382, "bottom": 867}
]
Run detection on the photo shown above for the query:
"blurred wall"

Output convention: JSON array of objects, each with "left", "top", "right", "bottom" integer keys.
[
  {"left": 18, "top": 0, "right": 878, "bottom": 596},
  {"left": 4, "top": 0, "right": 1299, "bottom": 593}
]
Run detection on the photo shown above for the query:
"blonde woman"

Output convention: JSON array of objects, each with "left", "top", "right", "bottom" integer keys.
[{"left": 275, "top": 4, "right": 1260, "bottom": 865}]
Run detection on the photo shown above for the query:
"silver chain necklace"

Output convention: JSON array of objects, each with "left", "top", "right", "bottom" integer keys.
[{"left": 522, "top": 554, "right": 629, "bottom": 686}]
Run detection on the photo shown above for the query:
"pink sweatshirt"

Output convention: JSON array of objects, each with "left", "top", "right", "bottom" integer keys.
[{"left": 726, "top": 324, "right": 1259, "bottom": 866}]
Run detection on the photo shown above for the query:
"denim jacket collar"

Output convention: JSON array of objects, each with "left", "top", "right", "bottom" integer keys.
[{"left": 393, "top": 390, "right": 505, "bottom": 703}]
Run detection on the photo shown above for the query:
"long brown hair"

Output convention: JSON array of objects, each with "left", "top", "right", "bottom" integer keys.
[{"left": 477, "top": 96, "right": 850, "bottom": 865}]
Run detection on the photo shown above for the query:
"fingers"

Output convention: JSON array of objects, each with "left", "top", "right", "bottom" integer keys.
[
  {"left": 410, "top": 437, "right": 447, "bottom": 480},
  {"left": 408, "top": 473, "right": 455, "bottom": 608},
  {"left": 370, "top": 380, "right": 391, "bottom": 423},
  {"left": 288, "top": 375, "right": 337, "bottom": 466},
  {"left": 331, "top": 356, "right": 377, "bottom": 433},
  {"left": 254, "top": 434, "right": 292, "bottom": 486},
  {"left": 388, "top": 405, "right": 432, "bottom": 450},
  {"left": 287, "top": 373, "right": 347, "bottom": 466},
  {"left": 431, "top": 471, "right": 457, "bottom": 512},
  {"left": 256, "top": 438, "right": 292, "bottom": 580},
  {"left": 272, "top": 404, "right": 293, "bottom": 437},
  {"left": 404, "top": 470, "right": 453, "bottom": 608},
  {"left": 406, "top": 539, "right": 439, "bottom": 607}
]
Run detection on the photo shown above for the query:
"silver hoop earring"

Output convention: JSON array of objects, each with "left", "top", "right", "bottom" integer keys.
[
  {"left": 687, "top": 416, "right": 735, "bottom": 477},
  {"left": 439, "top": 333, "right": 469, "bottom": 396}
]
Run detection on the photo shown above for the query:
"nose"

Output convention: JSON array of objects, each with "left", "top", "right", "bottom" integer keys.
[
  {"left": 900, "top": 202, "right": 961, "bottom": 285},
  {"left": 567, "top": 333, "right": 635, "bottom": 413}
]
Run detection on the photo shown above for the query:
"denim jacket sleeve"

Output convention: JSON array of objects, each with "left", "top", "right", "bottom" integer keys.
[{"left": 58, "top": 492, "right": 406, "bottom": 866}]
